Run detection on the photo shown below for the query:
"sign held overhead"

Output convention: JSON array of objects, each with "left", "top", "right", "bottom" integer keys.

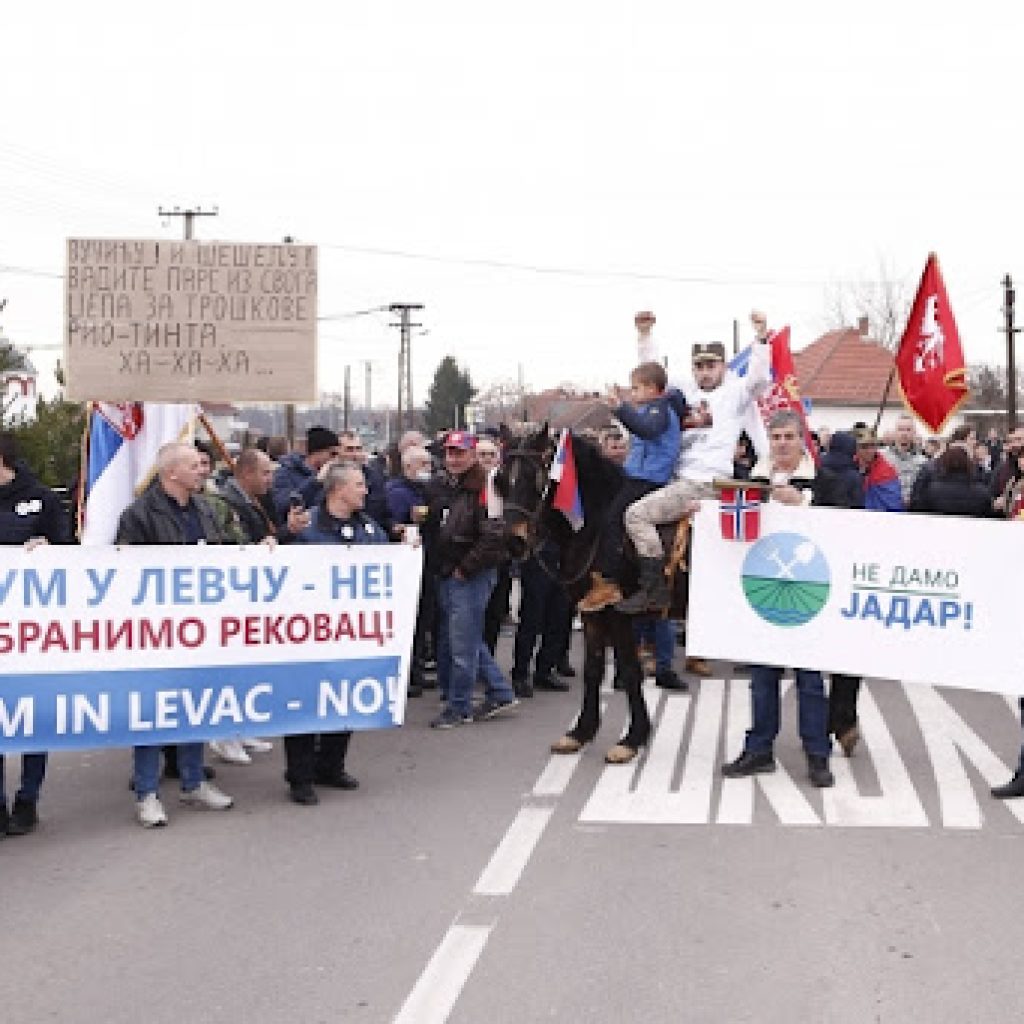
[{"left": 64, "top": 239, "right": 318, "bottom": 402}]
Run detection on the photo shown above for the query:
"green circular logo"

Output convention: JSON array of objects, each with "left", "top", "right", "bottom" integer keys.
[{"left": 741, "top": 532, "right": 831, "bottom": 627}]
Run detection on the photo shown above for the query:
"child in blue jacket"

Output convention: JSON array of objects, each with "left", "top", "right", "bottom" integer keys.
[{"left": 578, "top": 361, "right": 685, "bottom": 612}]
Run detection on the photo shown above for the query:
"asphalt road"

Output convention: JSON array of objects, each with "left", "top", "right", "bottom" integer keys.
[{"left": 4, "top": 629, "right": 1024, "bottom": 1024}]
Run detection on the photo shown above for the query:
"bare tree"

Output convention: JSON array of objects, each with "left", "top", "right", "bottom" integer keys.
[{"left": 823, "top": 256, "right": 912, "bottom": 351}]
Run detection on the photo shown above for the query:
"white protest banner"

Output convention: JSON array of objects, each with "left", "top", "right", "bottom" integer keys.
[
  {"left": 64, "top": 239, "right": 317, "bottom": 402},
  {"left": 687, "top": 501, "right": 1019, "bottom": 694},
  {"left": 0, "top": 544, "right": 421, "bottom": 754}
]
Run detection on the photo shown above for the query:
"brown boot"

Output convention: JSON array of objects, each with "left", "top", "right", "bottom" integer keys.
[
  {"left": 577, "top": 573, "right": 623, "bottom": 613},
  {"left": 685, "top": 656, "right": 713, "bottom": 678}
]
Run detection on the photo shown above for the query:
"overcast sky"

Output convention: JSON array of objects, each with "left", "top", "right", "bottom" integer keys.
[{"left": 1, "top": 1, "right": 1021, "bottom": 410}]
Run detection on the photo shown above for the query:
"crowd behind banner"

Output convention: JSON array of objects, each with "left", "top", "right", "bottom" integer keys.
[{"left": 3, "top": 375, "right": 1024, "bottom": 837}]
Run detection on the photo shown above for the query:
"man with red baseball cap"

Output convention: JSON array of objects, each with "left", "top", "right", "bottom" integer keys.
[{"left": 428, "top": 430, "right": 518, "bottom": 728}]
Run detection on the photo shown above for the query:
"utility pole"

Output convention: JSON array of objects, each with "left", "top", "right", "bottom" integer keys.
[
  {"left": 1003, "top": 274, "right": 1019, "bottom": 429},
  {"left": 389, "top": 303, "right": 423, "bottom": 430},
  {"left": 157, "top": 207, "right": 217, "bottom": 443},
  {"left": 158, "top": 205, "right": 218, "bottom": 242},
  {"left": 732, "top": 318, "right": 740, "bottom": 355},
  {"left": 363, "top": 360, "right": 372, "bottom": 411}
]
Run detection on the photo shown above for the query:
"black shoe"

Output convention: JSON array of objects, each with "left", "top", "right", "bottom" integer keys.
[
  {"left": 555, "top": 661, "right": 577, "bottom": 678},
  {"left": 991, "top": 772, "right": 1024, "bottom": 799},
  {"left": 473, "top": 697, "right": 520, "bottom": 722},
  {"left": 655, "top": 668, "right": 688, "bottom": 692},
  {"left": 0, "top": 805, "right": 8, "bottom": 839},
  {"left": 407, "top": 682, "right": 423, "bottom": 698},
  {"left": 807, "top": 755, "right": 835, "bottom": 788},
  {"left": 721, "top": 749, "right": 776, "bottom": 777},
  {"left": 534, "top": 673, "right": 570, "bottom": 692},
  {"left": 7, "top": 797, "right": 39, "bottom": 836},
  {"left": 511, "top": 677, "right": 534, "bottom": 699},
  {"left": 289, "top": 784, "right": 319, "bottom": 806},
  {"left": 314, "top": 769, "right": 359, "bottom": 790}
]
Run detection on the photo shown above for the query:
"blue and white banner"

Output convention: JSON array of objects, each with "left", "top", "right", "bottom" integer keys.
[
  {"left": 688, "top": 502, "right": 1021, "bottom": 694},
  {"left": 0, "top": 544, "right": 422, "bottom": 753}
]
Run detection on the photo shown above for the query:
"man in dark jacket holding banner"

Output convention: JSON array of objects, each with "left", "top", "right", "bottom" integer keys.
[
  {"left": 287, "top": 461, "right": 389, "bottom": 805},
  {"left": 116, "top": 442, "right": 235, "bottom": 828},
  {"left": 0, "top": 433, "right": 67, "bottom": 838}
]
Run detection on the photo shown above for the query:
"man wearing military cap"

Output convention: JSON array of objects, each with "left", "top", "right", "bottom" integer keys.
[{"left": 618, "top": 326, "right": 772, "bottom": 613}]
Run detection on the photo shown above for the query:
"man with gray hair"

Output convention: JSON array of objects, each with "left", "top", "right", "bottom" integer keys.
[
  {"left": 885, "top": 414, "right": 928, "bottom": 505},
  {"left": 116, "top": 442, "right": 235, "bottom": 827},
  {"left": 721, "top": 409, "right": 834, "bottom": 788}
]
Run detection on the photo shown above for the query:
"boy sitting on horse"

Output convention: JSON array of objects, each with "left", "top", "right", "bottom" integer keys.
[
  {"left": 616, "top": 334, "right": 772, "bottom": 613},
  {"left": 577, "top": 360, "right": 685, "bottom": 612}
]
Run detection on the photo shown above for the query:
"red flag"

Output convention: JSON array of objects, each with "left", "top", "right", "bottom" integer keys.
[
  {"left": 755, "top": 326, "right": 818, "bottom": 462},
  {"left": 719, "top": 486, "right": 764, "bottom": 541},
  {"left": 895, "top": 254, "right": 969, "bottom": 433}
]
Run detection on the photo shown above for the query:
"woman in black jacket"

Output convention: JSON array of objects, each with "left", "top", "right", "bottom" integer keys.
[{"left": 910, "top": 444, "right": 993, "bottom": 518}]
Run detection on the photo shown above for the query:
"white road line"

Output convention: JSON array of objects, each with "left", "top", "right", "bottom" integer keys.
[
  {"left": 823, "top": 683, "right": 927, "bottom": 827},
  {"left": 677, "top": 678, "right": 725, "bottom": 823},
  {"left": 532, "top": 699, "right": 606, "bottom": 798},
  {"left": 533, "top": 752, "right": 582, "bottom": 797},
  {"left": 717, "top": 678, "right": 820, "bottom": 826},
  {"left": 393, "top": 923, "right": 493, "bottom": 1024},
  {"left": 904, "top": 682, "right": 1024, "bottom": 828},
  {"left": 473, "top": 806, "right": 555, "bottom": 896}
]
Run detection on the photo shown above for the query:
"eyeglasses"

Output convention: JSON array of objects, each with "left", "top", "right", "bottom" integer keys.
[
  {"left": 693, "top": 360, "right": 719, "bottom": 370},
  {"left": 342, "top": 444, "right": 363, "bottom": 452}
]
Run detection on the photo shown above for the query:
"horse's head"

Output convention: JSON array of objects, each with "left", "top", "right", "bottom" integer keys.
[{"left": 494, "top": 423, "right": 553, "bottom": 558}]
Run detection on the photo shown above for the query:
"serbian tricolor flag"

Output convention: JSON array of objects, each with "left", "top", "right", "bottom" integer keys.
[
  {"left": 719, "top": 486, "right": 763, "bottom": 541},
  {"left": 895, "top": 253, "right": 970, "bottom": 433},
  {"left": 550, "top": 429, "right": 584, "bottom": 531},
  {"left": 79, "top": 402, "right": 196, "bottom": 544},
  {"left": 731, "top": 326, "right": 817, "bottom": 463}
]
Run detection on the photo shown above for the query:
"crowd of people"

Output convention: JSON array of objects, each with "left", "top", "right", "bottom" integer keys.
[{"left": 3, "top": 324, "right": 1024, "bottom": 836}]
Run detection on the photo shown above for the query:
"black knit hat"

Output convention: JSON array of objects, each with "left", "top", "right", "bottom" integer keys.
[{"left": 306, "top": 426, "right": 339, "bottom": 455}]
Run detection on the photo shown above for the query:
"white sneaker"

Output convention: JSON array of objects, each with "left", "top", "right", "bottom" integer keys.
[
  {"left": 240, "top": 737, "right": 273, "bottom": 754},
  {"left": 137, "top": 793, "right": 168, "bottom": 828},
  {"left": 180, "top": 781, "right": 234, "bottom": 811},
  {"left": 210, "top": 739, "right": 251, "bottom": 765}
]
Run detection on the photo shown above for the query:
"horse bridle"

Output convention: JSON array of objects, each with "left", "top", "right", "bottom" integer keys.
[
  {"left": 500, "top": 445, "right": 601, "bottom": 589},
  {"left": 500, "top": 447, "right": 551, "bottom": 556}
]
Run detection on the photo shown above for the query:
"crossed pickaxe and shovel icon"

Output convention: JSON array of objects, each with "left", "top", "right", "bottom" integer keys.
[{"left": 766, "top": 541, "right": 818, "bottom": 579}]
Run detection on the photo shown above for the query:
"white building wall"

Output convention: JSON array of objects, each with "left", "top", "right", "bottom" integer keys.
[{"left": 805, "top": 403, "right": 965, "bottom": 439}]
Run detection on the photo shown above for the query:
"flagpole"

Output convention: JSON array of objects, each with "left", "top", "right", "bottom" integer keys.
[{"left": 872, "top": 364, "right": 898, "bottom": 433}]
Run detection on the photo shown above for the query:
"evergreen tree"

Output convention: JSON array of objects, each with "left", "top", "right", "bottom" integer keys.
[{"left": 424, "top": 356, "right": 476, "bottom": 435}]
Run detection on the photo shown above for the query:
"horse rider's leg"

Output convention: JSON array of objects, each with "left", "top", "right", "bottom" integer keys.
[
  {"left": 615, "top": 484, "right": 687, "bottom": 613},
  {"left": 606, "top": 611, "right": 651, "bottom": 764},
  {"left": 550, "top": 612, "right": 605, "bottom": 753}
]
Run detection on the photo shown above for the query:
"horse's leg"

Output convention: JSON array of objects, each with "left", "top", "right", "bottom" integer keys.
[
  {"left": 550, "top": 612, "right": 605, "bottom": 754},
  {"left": 605, "top": 611, "right": 651, "bottom": 764}
]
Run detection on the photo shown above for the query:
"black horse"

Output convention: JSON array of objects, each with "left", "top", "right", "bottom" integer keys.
[{"left": 498, "top": 427, "right": 690, "bottom": 764}]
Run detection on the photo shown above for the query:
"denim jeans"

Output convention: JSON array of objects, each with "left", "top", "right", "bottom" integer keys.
[
  {"left": 634, "top": 617, "right": 675, "bottom": 673},
  {"left": 133, "top": 743, "right": 204, "bottom": 798},
  {"left": 0, "top": 753, "right": 47, "bottom": 806},
  {"left": 745, "top": 665, "right": 830, "bottom": 759},
  {"left": 438, "top": 569, "right": 515, "bottom": 716}
]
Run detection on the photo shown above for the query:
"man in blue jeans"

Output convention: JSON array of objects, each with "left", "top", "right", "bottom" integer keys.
[
  {"left": 429, "top": 431, "right": 518, "bottom": 728},
  {"left": 719, "top": 410, "right": 834, "bottom": 788},
  {"left": 116, "top": 442, "right": 236, "bottom": 826}
]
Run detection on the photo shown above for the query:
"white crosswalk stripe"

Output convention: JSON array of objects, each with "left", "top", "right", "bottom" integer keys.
[{"left": 578, "top": 679, "right": 1022, "bottom": 829}]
